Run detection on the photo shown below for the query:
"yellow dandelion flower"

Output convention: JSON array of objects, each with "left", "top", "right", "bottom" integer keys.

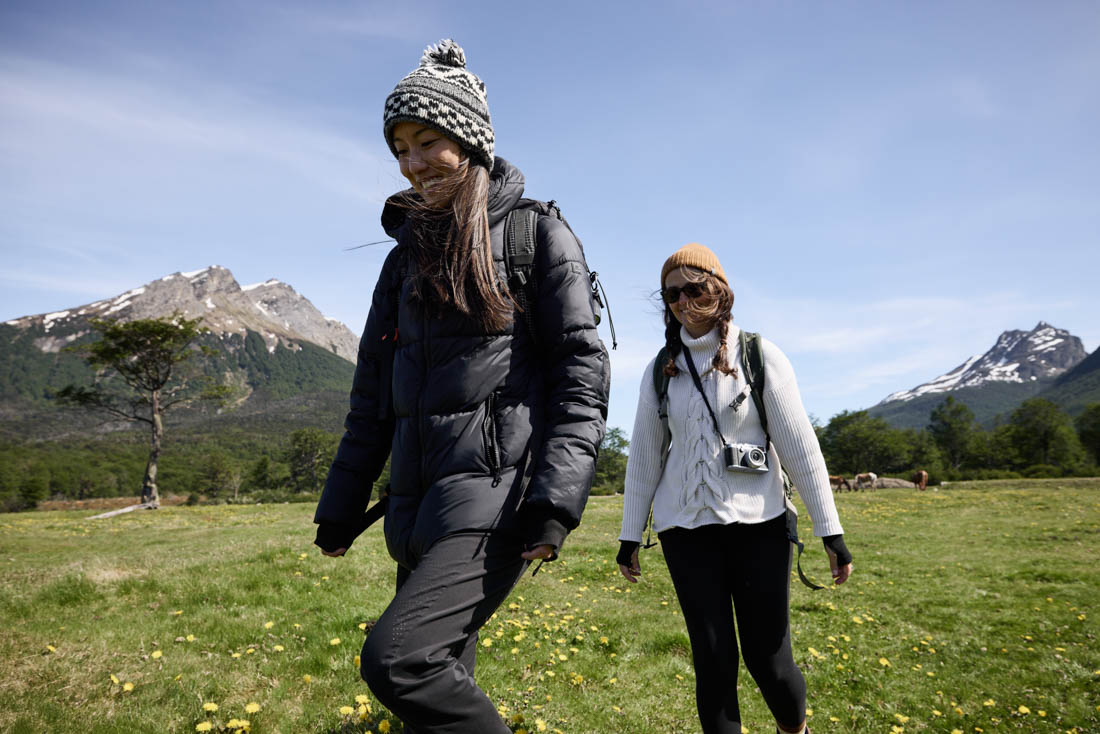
[
  {"left": 339, "top": 705, "right": 354, "bottom": 715},
  {"left": 195, "top": 723, "right": 213, "bottom": 732},
  {"left": 186, "top": 634, "right": 196, "bottom": 642},
  {"left": 358, "top": 622, "right": 367, "bottom": 630},
  {"left": 264, "top": 621, "right": 274, "bottom": 629},
  {"left": 512, "top": 713, "right": 525, "bottom": 724},
  {"left": 330, "top": 637, "right": 341, "bottom": 646},
  {"left": 895, "top": 713, "right": 910, "bottom": 723},
  {"left": 482, "top": 638, "right": 493, "bottom": 648},
  {"left": 953, "top": 706, "right": 963, "bottom": 715},
  {"left": 299, "top": 552, "right": 308, "bottom": 559},
  {"left": 851, "top": 616, "right": 864, "bottom": 624},
  {"left": 203, "top": 702, "right": 219, "bottom": 712},
  {"left": 245, "top": 702, "right": 260, "bottom": 714},
  {"left": 46, "top": 645, "right": 56, "bottom": 653},
  {"left": 273, "top": 644, "right": 284, "bottom": 652},
  {"left": 378, "top": 721, "right": 391, "bottom": 733},
  {"left": 303, "top": 674, "right": 311, "bottom": 683},
  {"left": 231, "top": 652, "right": 242, "bottom": 658},
  {"left": 536, "top": 719, "right": 547, "bottom": 732},
  {"left": 932, "top": 709, "right": 942, "bottom": 716},
  {"left": 354, "top": 655, "right": 361, "bottom": 666},
  {"left": 122, "top": 682, "right": 134, "bottom": 692},
  {"left": 173, "top": 610, "right": 183, "bottom": 615},
  {"left": 1017, "top": 705, "right": 1030, "bottom": 714},
  {"left": 983, "top": 699, "right": 995, "bottom": 707},
  {"left": 245, "top": 648, "right": 255, "bottom": 654},
  {"left": 151, "top": 650, "right": 163, "bottom": 659},
  {"left": 951, "top": 730, "right": 963, "bottom": 734},
  {"left": 110, "top": 674, "right": 119, "bottom": 684},
  {"left": 1038, "top": 710, "right": 1046, "bottom": 717},
  {"left": 878, "top": 657, "right": 891, "bottom": 667},
  {"left": 355, "top": 693, "right": 371, "bottom": 705}
]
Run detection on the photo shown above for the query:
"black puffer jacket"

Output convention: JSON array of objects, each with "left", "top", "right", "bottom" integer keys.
[{"left": 314, "top": 158, "right": 609, "bottom": 569}]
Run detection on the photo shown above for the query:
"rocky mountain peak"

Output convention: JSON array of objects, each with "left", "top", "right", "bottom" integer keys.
[
  {"left": 6, "top": 267, "right": 359, "bottom": 363},
  {"left": 880, "top": 322, "right": 1086, "bottom": 404}
]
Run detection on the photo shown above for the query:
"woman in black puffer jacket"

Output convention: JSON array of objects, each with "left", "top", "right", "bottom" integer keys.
[{"left": 313, "top": 40, "right": 608, "bottom": 734}]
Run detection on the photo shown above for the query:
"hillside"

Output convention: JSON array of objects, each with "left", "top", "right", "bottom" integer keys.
[{"left": 0, "top": 267, "right": 357, "bottom": 441}]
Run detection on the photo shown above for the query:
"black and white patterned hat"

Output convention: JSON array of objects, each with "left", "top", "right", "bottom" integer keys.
[{"left": 383, "top": 39, "right": 494, "bottom": 170}]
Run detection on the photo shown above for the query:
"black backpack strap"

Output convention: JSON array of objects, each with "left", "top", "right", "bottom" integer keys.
[
  {"left": 504, "top": 208, "right": 539, "bottom": 345},
  {"left": 739, "top": 329, "right": 823, "bottom": 591}
]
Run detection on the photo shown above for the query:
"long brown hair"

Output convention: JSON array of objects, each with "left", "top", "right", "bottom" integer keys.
[
  {"left": 404, "top": 158, "right": 513, "bottom": 332},
  {"left": 661, "top": 266, "right": 737, "bottom": 378}
]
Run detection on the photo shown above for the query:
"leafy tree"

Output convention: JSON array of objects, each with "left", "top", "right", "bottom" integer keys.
[
  {"left": 1075, "top": 403, "right": 1100, "bottom": 464},
  {"left": 202, "top": 452, "right": 242, "bottom": 500},
  {"left": 286, "top": 428, "right": 338, "bottom": 493},
  {"left": 819, "top": 410, "right": 911, "bottom": 475},
  {"left": 1006, "top": 398, "right": 1085, "bottom": 471},
  {"left": 594, "top": 427, "right": 629, "bottom": 494},
  {"left": 55, "top": 314, "right": 230, "bottom": 508},
  {"left": 928, "top": 396, "right": 977, "bottom": 470}
]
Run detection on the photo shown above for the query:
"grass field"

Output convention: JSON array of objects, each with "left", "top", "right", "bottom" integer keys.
[{"left": 1, "top": 479, "right": 1097, "bottom": 733}]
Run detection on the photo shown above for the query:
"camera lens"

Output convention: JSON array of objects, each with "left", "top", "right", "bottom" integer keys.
[{"left": 746, "top": 448, "right": 766, "bottom": 468}]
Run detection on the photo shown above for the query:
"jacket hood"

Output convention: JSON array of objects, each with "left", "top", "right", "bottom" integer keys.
[{"left": 381, "top": 156, "right": 525, "bottom": 239}]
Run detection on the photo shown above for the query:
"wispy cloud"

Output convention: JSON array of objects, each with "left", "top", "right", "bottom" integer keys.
[{"left": 0, "top": 55, "right": 397, "bottom": 204}]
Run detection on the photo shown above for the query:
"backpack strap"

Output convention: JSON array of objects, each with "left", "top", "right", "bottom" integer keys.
[
  {"left": 652, "top": 347, "right": 672, "bottom": 470},
  {"left": 504, "top": 209, "right": 539, "bottom": 345},
  {"left": 739, "top": 330, "right": 824, "bottom": 591}
]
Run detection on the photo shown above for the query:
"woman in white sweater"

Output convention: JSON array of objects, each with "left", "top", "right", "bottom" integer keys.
[{"left": 617, "top": 243, "right": 852, "bottom": 734}]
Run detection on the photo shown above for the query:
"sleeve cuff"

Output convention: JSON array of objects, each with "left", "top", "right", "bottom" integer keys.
[
  {"left": 523, "top": 516, "right": 569, "bottom": 561},
  {"left": 314, "top": 522, "right": 358, "bottom": 553}
]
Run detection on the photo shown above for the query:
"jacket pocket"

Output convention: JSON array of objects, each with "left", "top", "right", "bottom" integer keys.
[{"left": 482, "top": 392, "right": 503, "bottom": 487}]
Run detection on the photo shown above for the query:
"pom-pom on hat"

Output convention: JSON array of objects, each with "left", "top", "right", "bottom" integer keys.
[
  {"left": 383, "top": 39, "right": 494, "bottom": 170},
  {"left": 661, "top": 243, "right": 729, "bottom": 288}
]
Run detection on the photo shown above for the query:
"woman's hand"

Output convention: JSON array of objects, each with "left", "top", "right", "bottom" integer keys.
[
  {"left": 618, "top": 547, "right": 641, "bottom": 583},
  {"left": 321, "top": 547, "right": 347, "bottom": 557},
  {"left": 826, "top": 547, "right": 852, "bottom": 584},
  {"left": 521, "top": 544, "right": 555, "bottom": 561}
]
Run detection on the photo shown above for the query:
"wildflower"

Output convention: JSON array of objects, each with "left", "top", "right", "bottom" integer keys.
[
  {"left": 122, "top": 682, "right": 134, "bottom": 692},
  {"left": 358, "top": 622, "right": 367, "bottom": 630},
  {"left": 172, "top": 610, "right": 183, "bottom": 615},
  {"left": 330, "top": 638, "right": 341, "bottom": 646},
  {"left": 1017, "top": 705, "right": 1030, "bottom": 714},
  {"left": 273, "top": 645, "right": 284, "bottom": 652},
  {"left": 264, "top": 621, "right": 274, "bottom": 629},
  {"left": 535, "top": 719, "right": 547, "bottom": 732},
  {"left": 983, "top": 699, "right": 995, "bottom": 707},
  {"left": 355, "top": 694, "right": 371, "bottom": 706},
  {"left": 378, "top": 721, "right": 391, "bottom": 733},
  {"left": 195, "top": 723, "right": 213, "bottom": 732},
  {"left": 245, "top": 702, "right": 260, "bottom": 714},
  {"left": 186, "top": 634, "right": 196, "bottom": 642},
  {"left": 482, "top": 639, "right": 493, "bottom": 648},
  {"left": 231, "top": 652, "right": 242, "bottom": 658},
  {"left": 203, "top": 702, "right": 219, "bottom": 712},
  {"left": 878, "top": 657, "right": 891, "bottom": 667},
  {"left": 151, "top": 650, "right": 163, "bottom": 659},
  {"left": 46, "top": 645, "right": 56, "bottom": 653},
  {"left": 110, "top": 674, "right": 119, "bottom": 684},
  {"left": 339, "top": 705, "right": 354, "bottom": 715},
  {"left": 895, "top": 713, "right": 909, "bottom": 723}
]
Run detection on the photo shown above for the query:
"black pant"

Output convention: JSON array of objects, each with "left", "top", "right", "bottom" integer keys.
[
  {"left": 360, "top": 531, "right": 528, "bottom": 734},
  {"left": 660, "top": 515, "right": 806, "bottom": 733}
]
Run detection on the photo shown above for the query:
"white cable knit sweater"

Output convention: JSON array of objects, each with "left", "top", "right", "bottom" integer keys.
[{"left": 619, "top": 325, "right": 844, "bottom": 542}]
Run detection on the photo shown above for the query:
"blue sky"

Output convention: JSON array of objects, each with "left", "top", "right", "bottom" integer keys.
[{"left": 2, "top": 0, "right": 1098, "bottom": 435}]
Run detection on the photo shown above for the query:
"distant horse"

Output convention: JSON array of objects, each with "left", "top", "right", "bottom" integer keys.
[
  {"left": 829, "top": 475, "right": 852, "bottom": 492},
  {"left": 855, "top": 472, "right": 878, "bottom": 491},
  {"left": 912, "top": 470, "right": 929, "bottom": 491}
]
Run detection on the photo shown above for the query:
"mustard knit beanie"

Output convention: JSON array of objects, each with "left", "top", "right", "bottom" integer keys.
[{"left": 661, "top": 243, "right": 729, "bottom": 288}]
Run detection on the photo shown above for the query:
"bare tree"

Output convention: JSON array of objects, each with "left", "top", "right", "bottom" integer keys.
[{"left": 57, "top": 314, "right": 230, "bottom": 508}]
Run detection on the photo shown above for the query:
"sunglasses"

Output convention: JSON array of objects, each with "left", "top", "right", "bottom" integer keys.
[{"left": 661, "top": 283, "right": 705, "bottom": 304}]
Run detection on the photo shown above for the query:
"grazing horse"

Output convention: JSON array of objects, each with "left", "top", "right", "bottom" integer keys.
[
  {"left": 855, "top": 472, "right": 877, "bottom": 491},
  {"left": 829, "top": 475, "right": 852, "bottom": 492},
  {"left": 912, "top": 470, "right": 929, "bottom": 491}
]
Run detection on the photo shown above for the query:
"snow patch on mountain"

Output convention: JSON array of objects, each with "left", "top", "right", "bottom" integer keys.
[{"left": 879, "top": 322, "right": 1086, "bottom": 404}]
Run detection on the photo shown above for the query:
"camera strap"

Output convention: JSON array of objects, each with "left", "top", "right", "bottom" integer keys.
[{"left": 681, "top": 347, "right": 730, "bottom": 448}]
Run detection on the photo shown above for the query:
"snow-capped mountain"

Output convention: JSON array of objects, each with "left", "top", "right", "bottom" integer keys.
[
  {"left": 4, "top": 266, "right": 358, "bottom": 363},
  {"left": 879, "top": 322, "right": 1086, "bottom": 404}
]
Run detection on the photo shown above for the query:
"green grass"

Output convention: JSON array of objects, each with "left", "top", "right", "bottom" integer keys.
[{"left": 1, "top": 479, "right": 1098, "bottom": 733}]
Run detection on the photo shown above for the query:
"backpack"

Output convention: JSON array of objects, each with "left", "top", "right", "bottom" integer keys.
[
  {"left": 503, "top": 199, "right": 616, "bottom": 349},
  {"left": 649, "top": 330, "right": 824, "bottom": 590}
]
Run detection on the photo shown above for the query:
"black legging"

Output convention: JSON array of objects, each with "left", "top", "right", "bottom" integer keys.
[{"left": 660, "top": 514, "right": 806, "bottom": 733}]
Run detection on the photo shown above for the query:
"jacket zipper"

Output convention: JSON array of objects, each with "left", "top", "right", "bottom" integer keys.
[{"left": 483, "top": 391, "right": 502, "bottom": 487}]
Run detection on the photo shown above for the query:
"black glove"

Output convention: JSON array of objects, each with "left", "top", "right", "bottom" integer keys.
[
  {"left": 822, "top": 534, "right": 852, "bottom": 566},
  {"left": 616, "top": 540, "right": 640, "bottom": 567}
]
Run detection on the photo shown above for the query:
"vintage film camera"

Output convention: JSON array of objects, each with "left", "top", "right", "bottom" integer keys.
[{"left": 723, "top": 442, "right": 769, "bottom": 474}]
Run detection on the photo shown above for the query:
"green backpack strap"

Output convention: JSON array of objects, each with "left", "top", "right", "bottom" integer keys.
[{"left": 739, "top": 329, "right": 824, "bottom": 591}]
